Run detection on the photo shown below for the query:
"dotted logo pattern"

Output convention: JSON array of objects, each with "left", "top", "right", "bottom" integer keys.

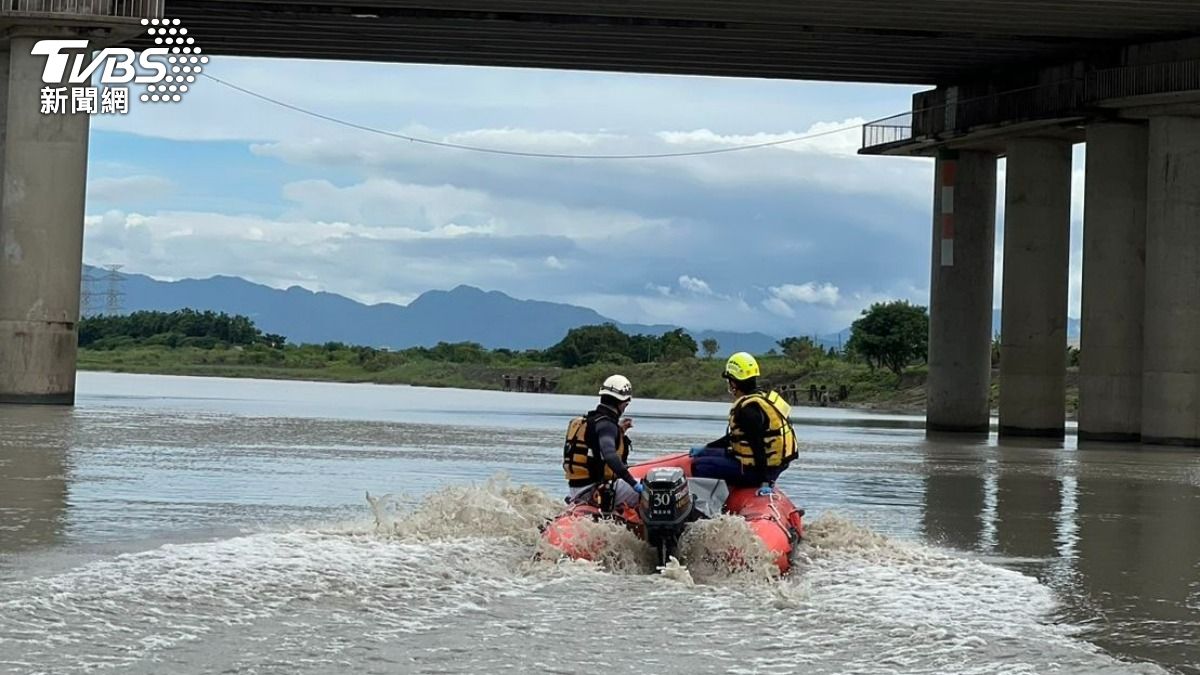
[{"left": 138, "top": 18, "right": 209, "bottom": 104}]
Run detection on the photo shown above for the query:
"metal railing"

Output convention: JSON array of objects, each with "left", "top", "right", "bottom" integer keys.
[
  {"left": 1087, "top": 60, "right": 1200, "bottom": 101},
  {"left": 953, "top": 79, "right": 1083, "bottom": 132},
  {"left": 861, "top": 111, "right": 913, "bottom": 148},
  {"left": 862, "top": 77, "right": 1085, "bottom": 151},
  {"left": 861, "top": 58, "right": 1200, "bottom": 153},
  {"left": 1, "top": 0, "right": 163, "bottom": 19}
]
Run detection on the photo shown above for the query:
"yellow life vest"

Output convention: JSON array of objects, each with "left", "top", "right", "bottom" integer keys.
[
  {"left": 728, "top": 391, "right": 797, "bottom": 469},
  {"left": 563, "top": 410, "right": 629, "bottom": 487}
]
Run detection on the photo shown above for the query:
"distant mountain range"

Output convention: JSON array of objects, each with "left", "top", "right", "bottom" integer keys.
[
  {"left": 84, "top": 266, "right": 1081, "bottom": 353},
  {"left": 85, "top": 266, "right": 783, "bottom": 354},
  {"left": 989, "top": 310, "right": 1081, "bottom": 344}
]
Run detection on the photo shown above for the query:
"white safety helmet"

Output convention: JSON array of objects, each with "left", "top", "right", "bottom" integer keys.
[{"left": 599, "top": 374, "right": 633, "bottom": 402}]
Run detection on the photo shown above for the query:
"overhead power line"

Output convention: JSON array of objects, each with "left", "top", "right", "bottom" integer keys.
[
  {"left": 200, "top": 72, "right": 1083, "bottom": 161},
  {"left": 200, "top": 72, "right": 861, "bottom": 159}
]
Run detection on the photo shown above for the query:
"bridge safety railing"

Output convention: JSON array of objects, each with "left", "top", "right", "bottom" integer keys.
[
  {"left": 1, "top": 0, "right": 163, "bottom": 19},
  {"left": 1086, "top": 60, "right": 1200, "bottom": 101},
  {"left": 861, "top": 112, "right": 913, "bottom": 148}
]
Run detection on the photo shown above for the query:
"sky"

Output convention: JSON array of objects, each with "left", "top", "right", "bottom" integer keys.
[{"left": 83, "top": 56, "right": 1088, "bottom": 336}]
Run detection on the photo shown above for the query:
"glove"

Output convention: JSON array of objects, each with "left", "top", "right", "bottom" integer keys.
[
  {"left": 757, "top": 484, "right": 774, "bottom": 497},
  {"left": 633, "top": 482, "right": 645, "bottom": 494},
  {"left": 688, "top": 446, "right": 707, "bottom": 458}
]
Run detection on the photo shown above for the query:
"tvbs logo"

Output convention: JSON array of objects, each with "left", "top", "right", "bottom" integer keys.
[{"left": 35, "top": 18, "right": 206, "bottom": 115}]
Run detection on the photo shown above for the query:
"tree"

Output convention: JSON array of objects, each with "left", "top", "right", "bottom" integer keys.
[
  {"left": 658, "top": 329, "right": 698, "bottom": 362},
  {"left": 628, "top": 334, "right": 662, "bottom": 363},
  {"left": 546, "top": 323, "right": 632, "bottom": 367},
  {"left": 778, "top": 336, "right": 821, "bottom": 363},
  {"left": 427, "top": 341, "right": 489, "bottom": 363},
  {"left": 846, "top": 300, "right": 929, "bottom": 376},
  {"left": 77, "top": 309, "right": 264, "bottom": 348},
  {"left": 701, "top": 338, "right": 720, "bottom": 359}
]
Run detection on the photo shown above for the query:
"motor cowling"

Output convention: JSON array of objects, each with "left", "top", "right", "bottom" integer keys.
[{"left": 638, "top": 467, "right": 693, "bottom": 563}]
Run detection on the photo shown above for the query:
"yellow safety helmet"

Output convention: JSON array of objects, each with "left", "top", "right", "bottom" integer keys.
[{"left": 723, "top": 352, "right": 760, "bottom": 381}]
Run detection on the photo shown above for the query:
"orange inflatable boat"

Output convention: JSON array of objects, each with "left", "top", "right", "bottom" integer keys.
[{"left": 541, "top": 452, "right": 805, "bottom": 573}]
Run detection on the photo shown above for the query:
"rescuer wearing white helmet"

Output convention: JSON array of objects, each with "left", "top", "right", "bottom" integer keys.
[{"left": 561, "top": 374, "right": 643, "bottom": 508}]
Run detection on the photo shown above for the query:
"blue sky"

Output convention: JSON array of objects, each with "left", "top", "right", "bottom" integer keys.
[{"left": 83, "top": 57, "right": 1086, "bottom": 336}]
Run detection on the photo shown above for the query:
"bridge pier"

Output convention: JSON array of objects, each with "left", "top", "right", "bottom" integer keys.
[
  {"left": 862, "top": 25, "right": 1200, "bottom": 447},
  {"left": 1142, "top": 116, "right": 1200, "bottom": 446},
  {"left": 0, "top": 36, "right": 91, "bottom": 405},
  {"left": 926, "top": 150, "right": 997, "bottom": 432},
  {"left": 1078, "top": 122, "right": 1148, "bottom": 442},
  {"left": 998, "top": 138, "right": 1073, "bottom": 438}
]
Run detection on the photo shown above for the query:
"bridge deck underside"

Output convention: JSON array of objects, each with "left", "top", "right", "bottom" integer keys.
[{"left": 156, "top": 0, "right": 1200, "bottom": 84}]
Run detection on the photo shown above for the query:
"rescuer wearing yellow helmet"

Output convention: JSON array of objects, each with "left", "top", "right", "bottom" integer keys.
[
  {"left": 690, "top": 352, "right": 797, "bottom": 495},
  {"left": 562, "top": 374, "right": 644, "bottom": 508}
]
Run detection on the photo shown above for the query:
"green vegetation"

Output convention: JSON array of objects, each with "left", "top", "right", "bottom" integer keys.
[
  {"left": 546, "top": 324, "right": 698, "bottom": 366},
  {"left": 77, "top": 343, "right": 545, "bottom": 390},
  {"left": 79, "top": 309, "right": 279, "bottom": 350},
  {"left": 76, "top": 307, "right": 1079, "bottom": 415},
  {"left": 845, "top": 300, "right": 929, "bottom": 376},
  {"left": 777, "top": 336, "right": 824, "bottom": 364},
  {"left": 78, "top": 341, "right": 920, "bottom": 408},
  {"left": 76, "top": 310, "right": 920, "bottom": 407}
]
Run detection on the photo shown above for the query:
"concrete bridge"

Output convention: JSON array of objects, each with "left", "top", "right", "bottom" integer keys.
[{"left": 1, "top": 1, "right": 1198, "bottom": 444}]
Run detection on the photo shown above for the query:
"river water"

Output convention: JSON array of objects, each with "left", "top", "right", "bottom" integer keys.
[{"left": 1, "top": 372, "right": 1197, "bottom": 674}]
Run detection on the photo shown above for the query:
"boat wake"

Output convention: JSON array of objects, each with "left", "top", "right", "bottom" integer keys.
[{"left": 0, "top": 476, "right": 1168, "bottom": 675}]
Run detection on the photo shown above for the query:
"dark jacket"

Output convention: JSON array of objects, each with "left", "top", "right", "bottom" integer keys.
[{"left": 585, "top": 403, "right": 635, "bottom": 487}]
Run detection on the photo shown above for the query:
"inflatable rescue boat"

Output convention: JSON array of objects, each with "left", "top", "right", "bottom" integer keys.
[{"left": 541, "top": 452, "right": 804, "bottom": 573}]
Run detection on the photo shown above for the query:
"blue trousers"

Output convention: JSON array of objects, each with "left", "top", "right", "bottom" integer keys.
[{"left": 690, "top": 447, "right": 783, "bottom": 487}]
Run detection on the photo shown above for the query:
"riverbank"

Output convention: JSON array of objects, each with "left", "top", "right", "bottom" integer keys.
[
  {"left": 77, "top": 345, "right": 1080, "bottom": 417},
  {"left": 77, "top": 345, "right": 921, "bottom": 410}
]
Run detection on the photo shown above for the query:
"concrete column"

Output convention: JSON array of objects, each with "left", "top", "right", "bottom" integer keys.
[
  {"left": 927, "top": 150, "right": 997, "bottom": 432},
  {"left": 998, "top": 138, "right": 1073, "bottom": 437},
  {"left": 0, "top": 36, "right": 91, "bottom": 405},
  {"left": 1143, "top": 116, "right": 1200, "bottom": 446},
  {"left": 0, "top": 49, "right": 8, "bottom": 172},
  {"left": 1078, "top": 122, "right": 1148, "bottom": 442}
]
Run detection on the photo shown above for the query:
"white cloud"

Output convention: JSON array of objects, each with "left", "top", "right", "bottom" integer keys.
[
  {"left": 91, "top": 56, "right": 921, "bottom": 144},
  {"left": 576, "top": 291, "right": 764, "bottom": 333},
  {"left": 84, "top": 197, "right": 932, "bottom": 334},
  {"left": 657, "top": 118, "right": 867, "bottom": 158},
  {"left": 678, "top": 274, "right": 714, "bottom": 296},
  {"left": 445, "top": 127, "right": 621, "bottom": 150},
  {"left": 273, "top": 177, "right": 666, "bottom": 241},
  {"left": 248, "top": 120, "right": 932, "bottom": 212},
  {"left": 88, "top": 175, "right": 174, "bottom": 202},
  {"left": 83, "top": 208, "right": 575, "bottom": 306},
  {"left": 572, "top": 284, "right": 906, "bottom": 336},
  {"left": 830, "top": 285, "right": 928, "bottom": 329},
  {"left": 769, "top": 282, "right": 841, "bottom": 306},
  {"left": 83, "top": 57, "right": 940, "bottom": 335},
  {"left": 762, "top": 297, "right": 796, "bottom": 318}
]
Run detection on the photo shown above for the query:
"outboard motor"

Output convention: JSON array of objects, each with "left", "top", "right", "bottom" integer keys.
[{"left": 638, "top": 467, "right": 693, "bottom": 565}]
